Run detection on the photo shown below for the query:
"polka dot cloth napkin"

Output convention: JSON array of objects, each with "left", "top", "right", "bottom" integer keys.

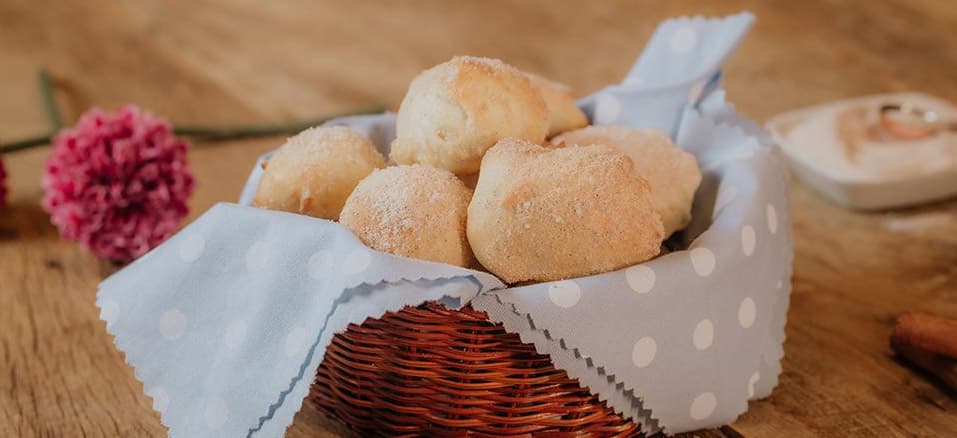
[
  {"left": 99, "top": 205, "right": 503, "bottom": 437},
  {"left": 98, "top": 11, "right": 791, "bottom": 437},
  {"left": 473, "top": 102, "right": 791, "bottom": 434}
]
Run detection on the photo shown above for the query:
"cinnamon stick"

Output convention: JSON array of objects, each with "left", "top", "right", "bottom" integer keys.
[
  {"left": 891, "top": 312, "right": 957, "bottom": 360},
  {"left": 891, "top": 312, "right": 957, "bottom": 393},
  {"left": 893, "top": 344, "right": 957, "bottom": 392}
]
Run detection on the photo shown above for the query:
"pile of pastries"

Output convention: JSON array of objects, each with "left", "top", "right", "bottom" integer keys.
[{"left": 253, "top": 56, "right": 701, "bottom": 283}]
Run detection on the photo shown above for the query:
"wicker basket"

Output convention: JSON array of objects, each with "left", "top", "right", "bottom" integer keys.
[{"left": 311, "top": 301, "right": 641, "bottom": 437}]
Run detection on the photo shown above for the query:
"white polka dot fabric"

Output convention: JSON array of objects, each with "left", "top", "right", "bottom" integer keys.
[
  {"left": 98, "top": 204, "right": 503, "bottom": 438},
  {"left": 474, "top": 114, "right": 791, "bottom": 433},
  {"left": 624, "top": 12, "right": 755, "bottom": 93},
  {"left": 97, "top": 11, "right": 791, "bottom": 438},
  {"left": 473, "top": 12, "right": 792, "bottom": 434},
  {"left": 581, "top": 13, "right": 755, "bottom": 135}
]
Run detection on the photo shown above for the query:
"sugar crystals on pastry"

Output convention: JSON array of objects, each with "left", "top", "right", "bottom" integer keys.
[
  {"left": 552, "top": 125, "right": 702, "bottom": 236},
  {"left": 252, "top": 126, "right": 386, "bottom": 220},
  {"left": 467, "top": 138, "right": 664, "bottom": 283},
  {"left": 391, "top": 56, "right": 549, "bottom": 175},
  {"left": 525, "top": 72, "right": 588, "bottom": 137},
  {"left": 340, "top": 164, "right": 475, "bottom": 267}
]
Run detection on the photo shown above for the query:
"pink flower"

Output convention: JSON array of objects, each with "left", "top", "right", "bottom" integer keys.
[{"left": 42, "top": 106, "right": 195, "bottom": 263}]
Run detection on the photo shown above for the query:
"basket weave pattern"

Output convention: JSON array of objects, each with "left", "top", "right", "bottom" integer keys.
[{"left": 311, "top": 301, "right": 641, "bottom": 437}]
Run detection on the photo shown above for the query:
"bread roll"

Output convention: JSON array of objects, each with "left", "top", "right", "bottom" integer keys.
[
  {"left": 458, "top": 173, "right": 479, "bottom": 190},
  {"left": 340, "top": 164, "right": 475, "bottom": 267},
  {"left": 467, "top": 138, "right": 663, "bottom": 283},
  {"left": 525, "top": 72, "right": 588, "bottom": 137},
  {"left": 391, "top": 56, "right": 549, "bottom": 175},
  {"left": 252, "top": 126, "right": 386, "bottom": 220},
  {"left": 552, "top": 126, "right": 701, "bottom": 236}
]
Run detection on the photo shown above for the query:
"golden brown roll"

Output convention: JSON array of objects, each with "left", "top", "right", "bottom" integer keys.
[
  {"left": 525, "top": 72, "right": 588, "bottom": 137},
  {"left": 391, "top": 56, "right": 549, "bottom": 175},
  {"left": 467, "top": 138, "right": 663, "bottom": 283},
  {"left": 552, "top": 126, "right": 701, "bottom": 236},
  {"left": 340, "top": 164, "right": 475, "bottom": 267},
  {"left": 252, "top": 126, "right": 386, "bottom": 220},
  {"left": 458, "top": 173, "right": 480, "bottom": 190}
]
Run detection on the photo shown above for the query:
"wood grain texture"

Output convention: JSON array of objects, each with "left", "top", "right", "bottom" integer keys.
[{"left": 1, "top": 0, "right": 956, "bottom": 436}]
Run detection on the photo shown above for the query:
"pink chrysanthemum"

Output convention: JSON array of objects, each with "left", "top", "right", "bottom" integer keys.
[{"left": 42, "top": 106, "right": 195, "bottom": 263}]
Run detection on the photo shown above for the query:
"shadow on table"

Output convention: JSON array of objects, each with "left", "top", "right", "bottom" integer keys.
[{"left": 0, "top": 199, "right": 51, "bottom": 241}]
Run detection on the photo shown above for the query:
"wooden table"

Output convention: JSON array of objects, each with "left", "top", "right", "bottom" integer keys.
[{"left": 2, "top": 1, "right": 956, "bottom": 436}]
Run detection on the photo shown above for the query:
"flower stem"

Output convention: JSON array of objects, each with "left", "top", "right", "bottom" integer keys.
[
  {"left": 0, "top": 106, "right": 389, "bottom": 154},
  {"left": 0, "top": 135, "right": 50, "bottom": 154},
  {"left": 0, "top": 70, "right": 64, "bottom": 154},
  {"left": 173, "top": 106, "right": 387, "bottom": 141},
  {"left": 39, "top": 69, "right": 63, "bottom": 132}
]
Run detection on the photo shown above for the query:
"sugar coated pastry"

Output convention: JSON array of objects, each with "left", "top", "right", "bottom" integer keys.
[
  {"left": 340, "top": 164, "right": 475, "bottom": 267},
  {"left": 391, "top": 56, "right": 549, "bottom": 175},
  {"left": 552, "top": 126, "right": 701, "bottom": 236},
  {"left": 525, "top": 72, "right": 588, "bottom": 137},
  {"left": 458, "top": 172, "right": 479, "bottom": 190},
  {"left": 467, "top": 138, "right": 663, "bottom": 283},
  {"left": 253, "top": 126, "right": 386, "bottom": 220}
]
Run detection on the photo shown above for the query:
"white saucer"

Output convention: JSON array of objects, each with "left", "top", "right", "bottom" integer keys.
[{"left": 767, "top": 92, "right": 957, "bottom": 210}]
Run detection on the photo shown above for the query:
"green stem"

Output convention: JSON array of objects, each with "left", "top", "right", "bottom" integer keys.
[
  {"left": 39, "top": 70, "right": 63, "bottom": 132},
  {"left": 0, "top": 135, "right": 50, "bottom": 154},
  {"left": 0, "top": 106, "right": 389, "bottom": 154},
  {"left": 0, "top": 70, "right": 64, "bottom": 154},
  {"left": 173, "top": 106, "right": 387, "bottom": 141}
]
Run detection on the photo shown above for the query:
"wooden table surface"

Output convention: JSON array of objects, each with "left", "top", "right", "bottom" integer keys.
[{"left": 2, "top": 1, "right": 956, "bottom": 436}]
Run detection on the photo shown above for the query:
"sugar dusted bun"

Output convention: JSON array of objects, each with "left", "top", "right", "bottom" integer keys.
[
  {"left": 391, "top": 56, "right": 549, "bottom": 175},
  {"left": 467, "top": 138, "right": 663, "bottom": 283},
  {"left": 252, "top": 126, "right": 386, "bottom": 220},
  {"left": 551, "top": 126, "right": 702, "bottom": 236},
  {"left": 525, "top": 72, "right": 588, "bottom": 137},
  {"left": 458, "top": 173, "right": 479, "bottom": 190},
  {"left": 340, "top": 164, "right": 475, "bottom": 267}
]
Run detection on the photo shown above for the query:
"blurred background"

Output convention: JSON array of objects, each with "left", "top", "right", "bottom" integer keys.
[{"left": 4, "top": 0, "right": 956, "bottom": 214}]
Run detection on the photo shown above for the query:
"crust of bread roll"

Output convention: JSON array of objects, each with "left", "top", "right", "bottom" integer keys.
[
  {"left": 391, "top": 56, "right": 549, "bottom": 175},
  {"left": 340, "top": 164, "right": 475, "bottom": 267},
  {"left": 252, "top": 126, "right": 385, "bottom": 220},
  {"left": 525, "top": 72, "right": 588, "bottom": 137},
  {"left": 467, "top": 138, "right": 663, "bottom": 283},
  {"left": 552, "top": 126, "right": 701, "bottom": 236}
]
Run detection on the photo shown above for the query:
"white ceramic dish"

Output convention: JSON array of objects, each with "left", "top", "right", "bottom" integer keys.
[{"left": 767, "top": 92, "right": 957, "bottom": 210}]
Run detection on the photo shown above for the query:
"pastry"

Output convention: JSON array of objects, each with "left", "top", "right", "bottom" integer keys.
[
  {"left": 252, "top": 126, "right": 386, "bottom": 220},
  {"left": 340, "top": 164, "right": 475, "bottom": 267},
  {"left": 458, "top": 173, "right": 479, "bottom": 190},
  {"left": 467, "top": 138, "right": 663, "bottom": 282},
  {"left": 552, "top": 126, "right": 701, "bottom": 236},
  {"left": 525, "top": 72, "right": 588, "bottom": 137},
  {"left": 391, "top": 56, "right": 549, "bottom": 175}
]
